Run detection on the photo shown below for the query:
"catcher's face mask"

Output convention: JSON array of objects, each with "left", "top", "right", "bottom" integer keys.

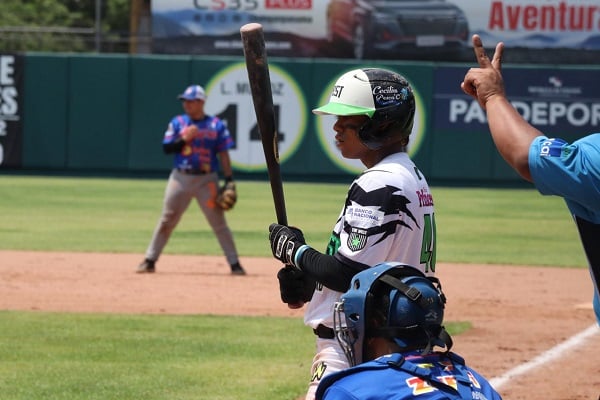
[{"left": 333, "top": 298, "right": 360, "bottom": 366}]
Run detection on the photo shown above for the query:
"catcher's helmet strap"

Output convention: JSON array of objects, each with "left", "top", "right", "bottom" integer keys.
[
  {"left": 438, "top": 327, "right": 453, "bottom": 350},
  {"left": 379, "top": 274, "right": 431, "bottom": 309},
  {"left": 427, "top": 276, "right": 447, "bottom": 305}
]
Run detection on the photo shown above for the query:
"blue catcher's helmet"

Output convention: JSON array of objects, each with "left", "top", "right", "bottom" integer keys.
[{"left": 333, "top": 262, "right": 450, "bottom": 366}]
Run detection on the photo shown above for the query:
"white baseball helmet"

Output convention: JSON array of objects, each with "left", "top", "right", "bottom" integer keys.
[{"left": 313, "top": 68, "right": 415, "bottom": 149}]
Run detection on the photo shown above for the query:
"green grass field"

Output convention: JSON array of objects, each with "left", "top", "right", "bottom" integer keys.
[
  {"left": 0, "top": 174, "right": 586, "bottom": 267},
  {"left": 0, "top": 174, "right": 587, "bottom": 399},
  {"left": 0, "top": 311, "right": 316, "bottom": 400}
]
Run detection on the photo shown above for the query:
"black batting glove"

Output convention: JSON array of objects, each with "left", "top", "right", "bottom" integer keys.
[
  {"left": 277, "top": 265, "right": 316, "bottom": 306},
  {"left": 268, "top": 223, "right": 310, "bottom": 269}
]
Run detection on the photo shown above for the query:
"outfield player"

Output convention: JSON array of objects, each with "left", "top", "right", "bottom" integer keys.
[
  {"left": 316, "top": 262, "right": 502, "bottom": 400},
  {"left": 137, "top": 84, "right": 246, "bottom": 275},
  {"left": 462, "top": 34, "right": 600, "bottom": 325},
  {"left": 268, "top": 68, "right": 437, "bottom": 399}
]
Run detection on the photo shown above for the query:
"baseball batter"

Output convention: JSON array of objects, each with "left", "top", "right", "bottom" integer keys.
[
  {"left": 137, "top": 84, "right": 246, "bottom": 276},
  {"left": 268, "top": 68, "right": 437, "bottom": 399}
]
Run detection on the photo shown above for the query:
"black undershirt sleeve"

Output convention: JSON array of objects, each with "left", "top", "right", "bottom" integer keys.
[
  {"left": 575, "top": 216, "right": 600, "bottom": 289},
  {"left": 163, "top": 138, "right": 185, "bottom": 154},
  {"left": 299, "top": 247, "right": 368, "bottom": 292}
]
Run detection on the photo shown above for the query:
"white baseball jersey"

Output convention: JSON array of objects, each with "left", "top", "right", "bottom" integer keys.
[{"left": 304, "top": 152, "right": 436, "bottom": 329}]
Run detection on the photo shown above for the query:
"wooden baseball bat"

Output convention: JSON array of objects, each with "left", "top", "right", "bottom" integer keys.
[
  {"left": 240, "top": 23, "right": 288, "bottom": 226},
  {"left": 241, "top": 24, "right": 307, "bottom": 310}
]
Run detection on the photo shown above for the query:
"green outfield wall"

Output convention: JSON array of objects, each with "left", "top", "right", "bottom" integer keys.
[{"left": 3, "top": 53, "right": 599, "bottom": 184}]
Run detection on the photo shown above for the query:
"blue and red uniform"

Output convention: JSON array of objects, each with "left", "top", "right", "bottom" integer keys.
[
  {"left": 164, "top": 114, "right": 234, "bottom": 173},
  {"left": 139, "top": 83, "right": 243, "bottom": 274},
  {"left": 316, "top": 352, "right": 502, "bottom": 400}
]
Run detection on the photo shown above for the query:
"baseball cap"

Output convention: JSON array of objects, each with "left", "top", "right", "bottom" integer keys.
[
  {"left": 178, "top": 85, "right": 206, "bottom": 101},
  {"left": 313, "top": 69, "right": 377, "bottom": 117}
]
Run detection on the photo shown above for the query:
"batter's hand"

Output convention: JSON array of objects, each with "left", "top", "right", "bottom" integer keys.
[
  {"left": 461, "top": 34, "right": 505, "bottom": 110},
  {"left": 181, "top": 125, "right": 199, "bottom": 142},
  {"left": 268, "top": 223, "right": 308, "bottom": 269},
  {"left": 277, "top": 265, "right": 316, "bottom": 309}
]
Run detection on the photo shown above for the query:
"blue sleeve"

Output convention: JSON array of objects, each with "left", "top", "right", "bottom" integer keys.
[
  {"left": 529, "top": 134, "right": 600, "bottom": 222},
  {"left": 162, "top": 115, "right": 184, "bottom": 145}
]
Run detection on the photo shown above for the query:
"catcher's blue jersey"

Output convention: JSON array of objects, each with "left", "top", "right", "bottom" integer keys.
[
  {"left": 163, "top": 114, "right": 234, "bottom": 172},
  {"left": 529, "top": 133, "right": 600, "bottom": 324},
  {"left": 315, "top": 352, "right": 502, "bottom": 400}
]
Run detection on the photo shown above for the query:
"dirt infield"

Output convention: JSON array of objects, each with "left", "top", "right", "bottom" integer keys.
[{"left": 1, "top": 250, "right": 599, "bottom": 399}]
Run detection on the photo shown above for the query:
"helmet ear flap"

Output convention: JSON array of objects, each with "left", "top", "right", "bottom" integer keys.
[
  {"left": 357, "top": 119, "right": 381, "bottom": 150},
  {"left": 356, "top": 110, "right": 397, "bottom": 150},
  {"left": 357, "top": 101, "right": 416, "bottom": 150}
]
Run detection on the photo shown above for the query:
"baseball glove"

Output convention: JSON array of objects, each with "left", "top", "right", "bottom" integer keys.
[{"left": 216, "top": 181, "right": 237, "bottom": 210}]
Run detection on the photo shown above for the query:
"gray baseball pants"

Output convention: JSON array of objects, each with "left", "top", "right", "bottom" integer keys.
[{"left": 145, "top": 169, "right": 239, "bottom": 266}]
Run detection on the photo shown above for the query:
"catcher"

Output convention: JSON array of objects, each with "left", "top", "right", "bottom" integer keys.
[
  {"left": 316, "top": 262, "right": 502, "bottom": 400},
  {"left": 136, "top": 84, "right": 246, "bottom": 275}
]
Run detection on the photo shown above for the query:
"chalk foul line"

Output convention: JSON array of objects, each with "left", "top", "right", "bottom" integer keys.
[{"left": 489, "top": 323, "right": 600, "bottom": 390}]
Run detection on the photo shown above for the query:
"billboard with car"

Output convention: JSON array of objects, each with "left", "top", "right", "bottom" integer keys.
[{"left": 151, "top": 0, "right": 600, "bottom": 63}]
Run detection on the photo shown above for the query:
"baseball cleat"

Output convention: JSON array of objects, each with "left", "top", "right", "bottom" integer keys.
[
  {"left": 136, "top": 259, "right": 156, "bottom": 273},
  {"left": 230, "top": 262, "right": 246, "bottom": 275}
]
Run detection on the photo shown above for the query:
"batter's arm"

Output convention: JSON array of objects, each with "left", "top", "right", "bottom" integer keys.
[{"left": 299, "top": 249, "right": 364, "bottom": 292}]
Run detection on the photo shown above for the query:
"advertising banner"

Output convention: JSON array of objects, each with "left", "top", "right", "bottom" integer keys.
[
  {"left": 151, "top": 0, "right": 600, "bottom": 62},
  {"left": 0, "top": 54, "right": 23, "bottom": 168},
  {"left": 152, "top": 0, "right": 329, "bottom": 57},
  {"left": 430, "top": 64, "right": 600, "bottom": 180},
  {"left": 433, "top": 66, "right": 600, "bottom": 138},
  {"left": 451, "top": 0, "right": 600, "bottom": 50},
  {"left": 14, "top": 53, "right": 600, "bottom": 183}
]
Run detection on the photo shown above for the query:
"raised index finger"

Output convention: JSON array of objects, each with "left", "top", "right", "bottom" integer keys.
[{"left": 471, "top": 34, "right": 492, "bottom": 68}]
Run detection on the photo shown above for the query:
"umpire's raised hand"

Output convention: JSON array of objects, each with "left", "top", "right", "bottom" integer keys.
[{"left": 461, "top": 34, "right": 505, "bottom": 110}]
